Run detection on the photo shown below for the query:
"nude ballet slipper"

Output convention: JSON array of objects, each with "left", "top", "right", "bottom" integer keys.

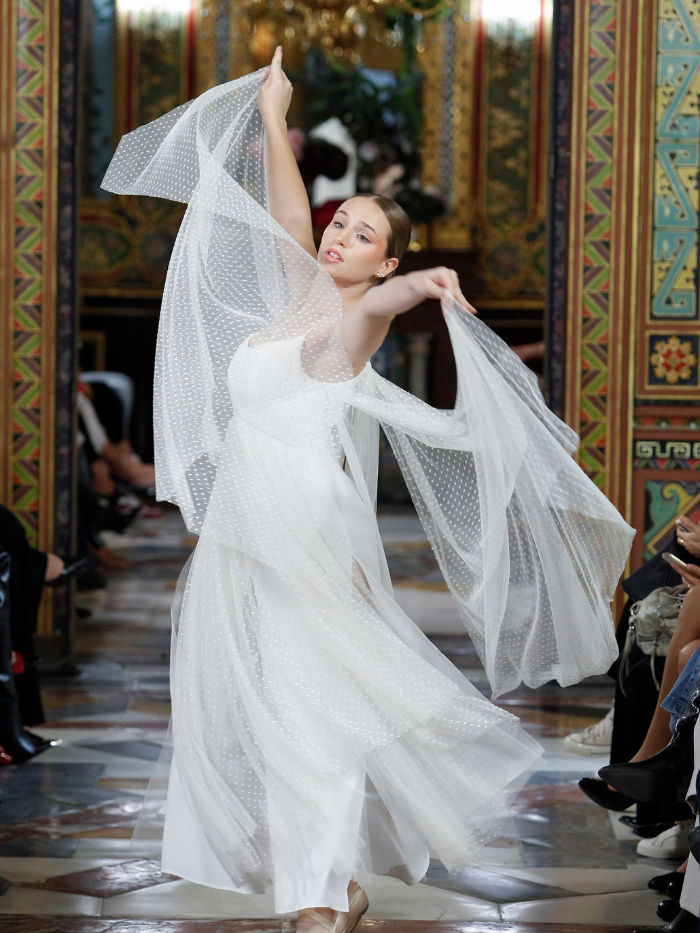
[{"left": 296, "top": 907, "right": 349, "bottom": 933}]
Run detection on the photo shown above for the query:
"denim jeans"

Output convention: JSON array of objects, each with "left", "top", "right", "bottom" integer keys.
[{"left": 661, "top": 643, "right": 700, "bottom": 730}]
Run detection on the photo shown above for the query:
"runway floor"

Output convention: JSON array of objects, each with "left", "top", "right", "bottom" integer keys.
[{"left": 0, "top": 509, "right": 676, "bottom": 931}]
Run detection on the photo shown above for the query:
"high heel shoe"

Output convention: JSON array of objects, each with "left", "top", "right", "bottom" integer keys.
[
  {"left": 297, "top": 908, "right": 349, "bottom": 932},
  {"left": 347, "top": 882, "right": 368, "bottom": 933}
]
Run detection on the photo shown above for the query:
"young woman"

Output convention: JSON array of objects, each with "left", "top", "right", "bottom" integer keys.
[{"left": 103, "top": 49, "right": 633, "bottom": 933}]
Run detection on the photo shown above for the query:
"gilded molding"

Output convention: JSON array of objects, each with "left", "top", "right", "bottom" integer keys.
[{"left": 422, "top": 12, "right": 474, "bottom": 250}]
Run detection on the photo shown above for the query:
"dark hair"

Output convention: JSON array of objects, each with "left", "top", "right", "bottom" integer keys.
[{"left": 349, "top": 194, "right": 411, "bottom": 280}]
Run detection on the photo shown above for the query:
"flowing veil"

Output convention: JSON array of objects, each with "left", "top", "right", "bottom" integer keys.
[{"left": 102, "top": 67, "right": 634, "bottom": 702}]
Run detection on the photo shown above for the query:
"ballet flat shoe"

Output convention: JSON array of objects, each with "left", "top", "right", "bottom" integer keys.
[
  {"left": 347, "top": 884, "right": 368, "bottom": 933},
  {"left": 657, "top": 898, "right": 682, "bottom": 922},
  {"left": 578, "top": 777, "right": 635, "bottom": 811},
  {"left": 620, "top": 814, "right": 674, "bottom": 837},
  {"left": 648, "top": 870, "right": 685, "bottom": 896},
  {"left": 634, "top": 909, "right": 699, "bottom": 933},
  {"left": 297, "top": 908, "right": 349, "bottom": 933},
  {"left": 44, "top": 556, "right": 92, "bottom": 588}
]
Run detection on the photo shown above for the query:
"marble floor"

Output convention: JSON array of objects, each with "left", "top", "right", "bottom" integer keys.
[{"left": 1, "top": 509, "right": 678, "bottom": 931}]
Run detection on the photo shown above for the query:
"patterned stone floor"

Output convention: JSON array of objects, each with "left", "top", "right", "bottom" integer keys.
[{"left": 0, "top": 509, "right": 674, "bottom": 930}]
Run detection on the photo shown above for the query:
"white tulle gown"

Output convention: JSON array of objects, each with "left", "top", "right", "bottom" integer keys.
[
  {"left": 100, "top": 68, "right": 635, "bottom": 916},
  {"left": 160, "top": 333, "right": 542, "bottom": 913}
]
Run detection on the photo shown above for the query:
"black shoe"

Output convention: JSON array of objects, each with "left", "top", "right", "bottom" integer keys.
[
  {"left": 24, "top": 731, "right": 61, "bottom": 757},
  {"left": 634, "top": 909, "right": 699, "bottom": 933},
  {"left": 649, "top": 870, "right": 686, "bottom": 895},
  {"left": 621, "top": 815, "right": 674, "bottom": 838},
  {"left": 658, "top": 899, "right": 682, "bottom": 922},
  {"left": 76, "top": 567, "right": 106, "bottom": 591},
  {"left": 578, "top": 777, "right": 635, "bottom": 811},
  {"left": 44, "top": 556, "right": 92, "bottom": 588},
  {"left": 599, "top": 739, "right": 695, "bottom": 803}
]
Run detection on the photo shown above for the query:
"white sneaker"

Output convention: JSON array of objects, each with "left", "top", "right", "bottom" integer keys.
[
  {"left": 563, "top": 707, "right": 614, "bottom": 756},
  {"left": 636, "top": 820, "right": 694, "bottom": 859}
]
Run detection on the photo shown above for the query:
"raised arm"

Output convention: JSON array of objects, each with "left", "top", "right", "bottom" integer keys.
[
  {"left": 340, "top": 267, "right": 475, "bottom": 374},
  {"left": 257, "top": 47, "right": 316, "bottom": 257}
]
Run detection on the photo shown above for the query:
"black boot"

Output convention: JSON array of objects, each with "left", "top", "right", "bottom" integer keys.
[{"left": 599, "top": 713, "right": 696, "bottom": 803}]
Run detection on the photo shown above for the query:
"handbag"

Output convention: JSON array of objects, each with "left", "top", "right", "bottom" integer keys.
[{"left": 620, "top": 584, "right": 686, "bottom": 694}]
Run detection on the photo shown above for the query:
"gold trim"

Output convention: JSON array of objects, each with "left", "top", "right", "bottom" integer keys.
[
  {"left": 472, "top": 297, "right": 545, "bottom": 310},
  {"left": 81, "top": 306, "right": 161, "bottom": 317},
  {"left": 81, "top": 286, "right": 165, "bottom": 299},
  {"left": 564, "top": 0, "right": 588, "bottom": 437}
]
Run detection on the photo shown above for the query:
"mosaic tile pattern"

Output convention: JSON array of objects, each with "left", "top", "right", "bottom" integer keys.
[{"left": 11, "top": 0, "right": 58, "bottom": 544}]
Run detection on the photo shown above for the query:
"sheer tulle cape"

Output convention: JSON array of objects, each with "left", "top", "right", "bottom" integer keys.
[{"left": 102, "top": 68, "right": 633, "bottom": 700}]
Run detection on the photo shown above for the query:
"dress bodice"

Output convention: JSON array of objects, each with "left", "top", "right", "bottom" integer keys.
[{"left": 227, "top": 334, "right": 361, "bottom": 456}]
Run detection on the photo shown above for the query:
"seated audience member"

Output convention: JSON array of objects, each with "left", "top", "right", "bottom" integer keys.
[
  {"left": 578, "top": 518, "right": 700, "bottom": 858},
  {"left": 75, "top": 375, "right": 162, "bottom": 578},
  {"left": 0, "top": 505, "right": 86, "bottom": 761},
  {"left": 77, "top": 377, "right": 155, "bottom": 496},
  {"left": 601, "top": 559, "right": 700, "bottom": 931},
  {"left": 628, "top": 664, "right": 700, "bottom": 932}
]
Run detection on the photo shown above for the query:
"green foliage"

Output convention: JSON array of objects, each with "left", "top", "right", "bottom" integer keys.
[{"left": 290, "top": 47, "right": 445, "bottom": 224}]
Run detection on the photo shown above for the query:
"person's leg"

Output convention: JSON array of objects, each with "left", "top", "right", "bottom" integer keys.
[{"left": 631, "top": 586, "right": 700, "bottom": 762}]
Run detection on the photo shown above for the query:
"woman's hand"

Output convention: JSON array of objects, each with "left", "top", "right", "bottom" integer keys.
[
  {"left": 258, "top": 46, "right": 293, "bottom": 128},
  {"left": 405, "top": 267, "right": 476, "bottom": 315},
  {"left": 677, "top": 516, "right": 700, "bottom": 558},
  {"left": 680, "top": 563, "right": 700, "bottom": 590}
]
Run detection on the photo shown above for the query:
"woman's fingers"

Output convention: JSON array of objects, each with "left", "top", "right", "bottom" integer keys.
[
  {"left": 433, "top": 268, "right": 474, "bottom": 313},
  {"left": 681, "top": 563, "right": 700, "bottom": 588}
]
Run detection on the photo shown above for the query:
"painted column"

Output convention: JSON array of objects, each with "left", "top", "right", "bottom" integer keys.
[{"left": 0, "top": 0, "right": 79, "bottom": 649}]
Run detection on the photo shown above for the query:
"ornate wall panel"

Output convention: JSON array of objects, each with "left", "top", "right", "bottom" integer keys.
[
  {"left": 471, "top": 0, "right": 551, "bottom": 300},
  {"left": 422, "top": 11, "right": 475, "bottom": 251},
  {"left": 1, "top": 0, "right": 78, "bottom": 641},
  {"left": 564, "top": 0, "right": 643, "bottom": 531},
  {"left": 557, "top": 0, "right": 700, "bottom": 577},
  {"left": 80, "top": 5, "right": 195, "bottom": 296},
  {"left": 636, "top": 0, "right": 700, "bottom": 398}
]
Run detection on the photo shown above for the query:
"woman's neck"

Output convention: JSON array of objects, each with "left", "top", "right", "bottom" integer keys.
[{"left": 335, "top": 280, "right": 373, "bottom": 314}]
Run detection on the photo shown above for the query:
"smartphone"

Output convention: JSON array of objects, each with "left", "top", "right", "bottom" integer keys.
[{"left": 662, "top": 552, "right": 688, "bottom": 570}]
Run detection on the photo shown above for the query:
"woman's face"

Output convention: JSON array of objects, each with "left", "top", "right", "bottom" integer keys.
[{"left": 317, "top": 197, "right": 398, "bottom": 287}]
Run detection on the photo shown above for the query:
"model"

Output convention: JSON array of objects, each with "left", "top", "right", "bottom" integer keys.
[{"left": 103, "top": 49, "right": 634, "bottom": 933}]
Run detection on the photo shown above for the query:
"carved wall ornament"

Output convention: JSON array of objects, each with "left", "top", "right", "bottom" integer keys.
[{"left": 650, "top": 335, "right": 698, "bottom": 384}]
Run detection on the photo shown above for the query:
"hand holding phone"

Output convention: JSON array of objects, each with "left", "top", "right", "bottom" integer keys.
[{"left": 662, "top": 552, "right": 688, "bottom": 570}]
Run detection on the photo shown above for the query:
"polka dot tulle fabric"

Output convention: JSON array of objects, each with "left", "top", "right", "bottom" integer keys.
[{"left": 104, "top": 70, "right": 634, "bottom": 911}]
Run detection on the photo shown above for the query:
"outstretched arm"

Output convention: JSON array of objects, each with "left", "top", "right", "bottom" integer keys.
[
  {"left": 257, "top": 47, "right": 316, "bottom": 257},
  {"left": 341, "top": 267, "right": 475, "bottom": 374}
]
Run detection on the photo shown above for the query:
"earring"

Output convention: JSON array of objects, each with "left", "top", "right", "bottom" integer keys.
[{"left": 376, "top": 272, "right": 385, "bottom": 278}]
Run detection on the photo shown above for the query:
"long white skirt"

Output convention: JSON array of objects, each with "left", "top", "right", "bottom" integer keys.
[{"left": 159, "top": 405, "right": 542, "bottom": 914}]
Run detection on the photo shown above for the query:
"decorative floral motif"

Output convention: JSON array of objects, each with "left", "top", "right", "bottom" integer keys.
[{"left": 650, "top": 335, "right": 698, "bottom": 383}]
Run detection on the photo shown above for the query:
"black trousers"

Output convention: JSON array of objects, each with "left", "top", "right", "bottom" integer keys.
[{"left": 0, "top": 505, "right": 46, "bottom": 725}]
